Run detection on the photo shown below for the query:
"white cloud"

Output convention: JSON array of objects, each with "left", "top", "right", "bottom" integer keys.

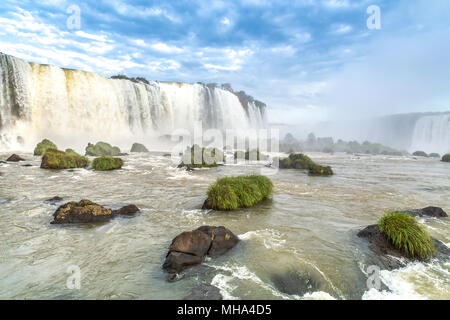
[
  {"left": 221, "top": 17, "right": 230, "bottom": 25},
  {"left": 150, "top": 42, "right": 184, "bottom": 54},
  {"left": 334, "top": 24, "right": 352, "bottom": 34}
]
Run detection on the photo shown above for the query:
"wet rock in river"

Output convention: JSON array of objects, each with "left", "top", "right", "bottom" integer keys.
[
  {"left": 6, "top": 154, "right": 25, "bottom": 162},
  {"left": 184, "top": 285, "right": 223, "bottom": 300},
  {"left": 163, "top": 226, "right": 239, "bottom": 279},
  {"left": 45, "top": 196, "right": 64, "bottom": 205},
  {"left": 399, "top": 206, "right": 448, "bottom": 218},
  {"left": 112, "top": 204, "right": 140, "bottom": 216},
  {"left": 51, "top": 200, "right": 114, "bottom": 224},
  {"left": 51, "top": 200, "right": 140, "bottom": 224},
  {"left": 271, "top": 269, "right": 322, "bottom": 296},
  {"left": 357, "top": 224, "right": 449, "bottom": 270}
]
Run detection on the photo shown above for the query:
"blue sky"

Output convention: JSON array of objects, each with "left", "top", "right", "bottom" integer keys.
[{"left": 0, "top": 0, "right": 449, "bottom": 125}]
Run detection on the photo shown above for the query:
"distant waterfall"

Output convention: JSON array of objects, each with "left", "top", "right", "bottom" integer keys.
[
  {"left": 0, "top": 53, "right": 266, "bottom": 151},
  {"left": 410, "top": 114, "right": 450, "bottom": 155}
]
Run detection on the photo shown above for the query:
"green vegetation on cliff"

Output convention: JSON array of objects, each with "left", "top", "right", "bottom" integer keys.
[
  {"left": 34, "top": 139, "right": 57, "bottom": 156},
  {"left": 41, "top": 148, "right": 89, "bottom": 169},
  {"left": 442, "top": 154, "right": 450, "bottom": 162},
  {"left": 205, "top": 174, "right": 273, "bottom": 211},
  {"left": 378, "top": 212, "right": 435, "bottom": 259},
  {"left": 279, "top": 133, "right": 407, "bottom": 156},
  {"left": 92, "top": 156, "right": 123, "bottom": 171}
]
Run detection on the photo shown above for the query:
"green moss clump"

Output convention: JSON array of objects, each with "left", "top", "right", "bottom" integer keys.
[
  {"left": 308, "top": 163, "right": 334, "bottom": 176},
  {"left": 178, "top": 145, "right": 223, "bottom": 169},
  {"left": 412, "top": 151, "right": 428, "bottom": 157},
  {"left": 92, "top": 156, "right": 123, "bottom": 171},
  {"left": 41, "top": 149, "right": 89, "bottom": 169},
  {"left": 276, "top": 153, "right": 333, "bottom": 176},
  {"left": 378, "top": 212, "right": 435, "bottom": 259},
  {"left": 442, "top": 154, "right": 450, "bottom": 162},
  {"left": 65, "top": 149, "right": 81, "bottom": 157},
  {"left": 234, "top": 149, "right": 268, "bottom": 161},
  {"left": 85, "top": 142, "right": 121, "bottom": 156},
  {"left": 34, "top": 139, "right": 57, "bottom": 156},
  {"left": 205, "top": 174, "right": 273, "bottom": 210}
]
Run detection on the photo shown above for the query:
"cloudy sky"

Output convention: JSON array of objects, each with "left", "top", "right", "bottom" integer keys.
[{"left": 0, "top": 0, "right": 449, "bottom": 126}]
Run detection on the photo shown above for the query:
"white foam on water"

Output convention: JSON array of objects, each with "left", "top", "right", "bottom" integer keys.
[
  {"left": 362, "top": 261, "right": 450, "bottom": 300},
  {"left": 238, "top": 229, "right": 286, "bottom": 250}
]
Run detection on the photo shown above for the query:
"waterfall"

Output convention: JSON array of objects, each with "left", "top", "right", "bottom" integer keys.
[
  {"left": 0, "top": 53, "right": 266, "bottom": 151},
  {"left": 410, "top": 114, "right": 450, "bottom": 155}
]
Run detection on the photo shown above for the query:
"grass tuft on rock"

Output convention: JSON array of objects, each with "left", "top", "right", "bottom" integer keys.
[
  {"left": 92, "top": 156, "right": 123, "bottom": 171},
  {"left": 34, "top": 139, "right": 57, "bottom": 156},
  {"left": 412, "top": 151, "right": 428, "bottom": 157},
  {"left": 41, "top": 148, "right": 89, "bottom": 169},
  {"left": 442, "top": 154, "right": 450, "bottom": 162},
  {"left": 86, "top": 142, "right": 121, "bottom": 156},
  {"left": 205, "top": 174, "right": 273, "bottom": 210},
  {"left": 378, "top": 212, "right": 435, "bottom": 259}
]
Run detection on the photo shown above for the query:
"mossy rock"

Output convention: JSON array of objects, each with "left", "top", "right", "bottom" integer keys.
[
  {"left": 85, "top": 142, "right": 121, "bottom": 156},
  {"left": 428, "top": 153, "right": 440, "bottom": 158},
  {"left": 203, "top": 174, "right": 273, "bottom": 211},
  {"left": 442, "top": 154, "right": 450, "bottom": 162},
  {"left": 34, "top": 139, "right": 57, "bottom": 156},
  {"left": 130, "top": 143, "right": 149, "bottom": 153},
  {"left": 277, "top": 153, "right": 333, "bottom": 176},
  {"left": 412, "top": 151, "right": 428, "bottom": 157},
  {"left": 378, "top": 212, "right": 435, "bottom": 259},
  {"left": 178, "top": 145, "right": 222, "bottom": 169},
  {"left": 92, "top": 156, "right": 123, "bottom": 171},
  {"left": 65, "top": 149, "right": 81, "bottom": 157},
  {"left": 308, "top": 163, "right": 333, "bottom": 176},
  {"left": 41, "top": 149, "right": 89, "bottom": 169}
]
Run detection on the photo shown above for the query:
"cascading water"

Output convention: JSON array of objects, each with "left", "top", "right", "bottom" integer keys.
[
  {"left": 0, "top": 53, "right": 266, "bottom": 151},
  {"left": 410, "top": 114, "right": 450, "bottom": 155}
]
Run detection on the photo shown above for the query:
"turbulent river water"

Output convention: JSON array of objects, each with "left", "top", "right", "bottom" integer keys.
[{"left": 0, "top": 151, "right": 449, "bottom": 300}]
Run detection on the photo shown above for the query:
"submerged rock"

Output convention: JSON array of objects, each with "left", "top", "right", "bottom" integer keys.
[
  {"left": 271, "top": 269, "right": 322, "bottom": 296},
  {"left": 184, "top": 285, "right": 223, "bottom": 300},
  {"left": 357, "top": 224, "right": 449, "bottom": 270},
  {"left": 51, "top": 200, "right": 140, "bottom": 224},
  {"left": 163, "top": 226, "right": 239, "bottom": 278},
  {"left": 399, "top": 206, "right": 448, "bottom": 218},
  {"left": 130, "top": 143, "right": 149, "bottom": 153},
  {"left": 6, "top": 154, "right": 25, "bottom": 162},
  {"left": 45, "top": 196, "right": 64, "bottom": 205}
]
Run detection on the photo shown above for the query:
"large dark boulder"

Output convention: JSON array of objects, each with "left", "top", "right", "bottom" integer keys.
[
  {"left": 399, "top": 206, "right": 448, "bottom": 218},
  {"left": 357, "top": 224, "right": 450, "bottom": 270},
  {"left": 163, "top": 226, "right": 239, "bottom": 278},
  {"left": 196, "top": 226, "right": 239, "bottom": 256},
  {"left": 51, "top": 200, "right": 140, "bottom": 224},
  {"left": 6, "top": 154, "right": 25, "bottom": 162},
  {"left": 184, "top": 285, "right": 223, "bottom": 300}
]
